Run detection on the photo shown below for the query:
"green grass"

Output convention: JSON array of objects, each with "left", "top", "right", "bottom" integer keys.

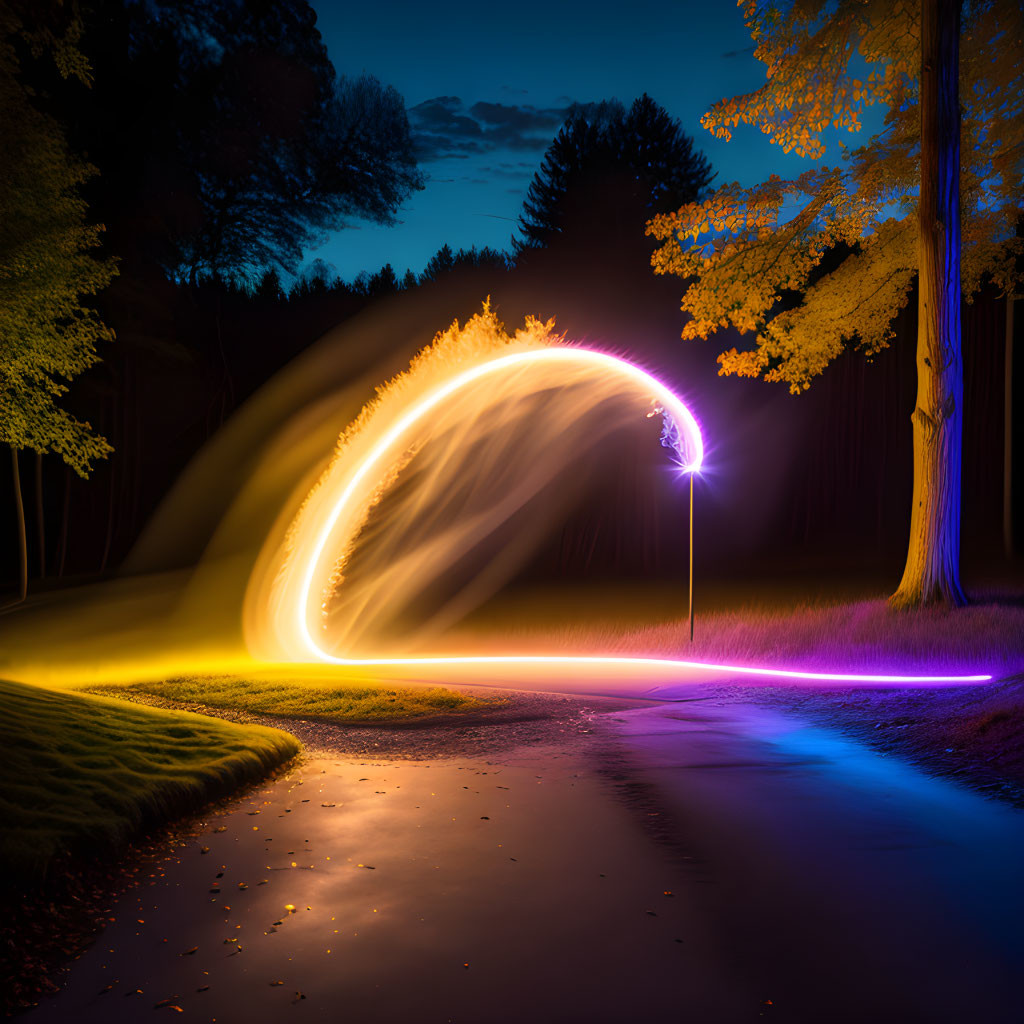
[
  {"left": 93, "top": 673, "right": 490, "bottom": 722},
  {"left": 0, "top": 678, "right": 300, "bottom": 880}
]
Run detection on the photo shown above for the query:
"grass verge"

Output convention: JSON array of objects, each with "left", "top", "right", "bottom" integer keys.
[
  {"left": 0, "top": 678, "right": 300, "bottom": 881},
  {"left": 446, "top": 583, "right": 1024, "bottom": 679},
  {"left": 89, "top": 674, "right": 490, "bottom": 723}
]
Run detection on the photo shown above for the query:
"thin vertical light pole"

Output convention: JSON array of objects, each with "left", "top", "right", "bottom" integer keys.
[
  {"left": 1005, "top": 294, "right": 1016, "bottom": 558},
  {"left": 689, "top": 472, "right": 694, "bottom": 642}
]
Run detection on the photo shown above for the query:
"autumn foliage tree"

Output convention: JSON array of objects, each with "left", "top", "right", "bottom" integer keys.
[
  {"left": 648, "top": 0, "right": 1024, "bottom": 607},
  {"left": 0, "top": 0, "right": 116, "bottom": 602}
]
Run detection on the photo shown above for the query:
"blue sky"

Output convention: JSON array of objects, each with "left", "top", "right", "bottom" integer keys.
[{"left": 306, "top": 0, "right": 878, "bottom": 282}]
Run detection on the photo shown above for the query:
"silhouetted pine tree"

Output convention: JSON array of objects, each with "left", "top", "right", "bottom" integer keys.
[
  {"left": 419, "top": 243, "right": 456, "bottom": 283},
  {"left": 418, "top": 244, "right": 508, "bottom": 284},
  {"left": 254, "top": 268, "right": 285, "bottom": 302},
  {"left": 364, "top": 263, "right": 400, "bottom": 296},
  {"left": 516, "top": 94, "right": 712, "bottom": 253}
]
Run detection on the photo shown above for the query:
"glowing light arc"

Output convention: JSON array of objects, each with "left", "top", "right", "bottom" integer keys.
[{"left": 290, "top": 346, "right": 990, "bottom": 687}]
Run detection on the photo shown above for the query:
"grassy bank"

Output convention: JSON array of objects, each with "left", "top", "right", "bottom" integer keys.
[
  {"left": 446, "top": 582, "right": 1024, "bottom": 680},
  {"left": 89, "top": 673, "right": 490, "bottom": 723},
  {"left": 0, "top": 678, "right": 300, "bottom": 881}
]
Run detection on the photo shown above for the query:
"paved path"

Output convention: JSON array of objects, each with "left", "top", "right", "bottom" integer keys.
[{"left": 27, "top": 696, "right": 1024, "bottom": 1023}]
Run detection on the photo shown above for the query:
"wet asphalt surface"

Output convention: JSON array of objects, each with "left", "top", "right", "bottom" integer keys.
[{"left": 23, "top": 690, "right": 1024, "bottom": 1023}]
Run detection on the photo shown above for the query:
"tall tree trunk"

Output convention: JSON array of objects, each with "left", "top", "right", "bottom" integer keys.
[
  {"left": 10, "top": 446, "right": 27, "bottom": 604},
  {"left": 891, "top": 0, "right": 967, "bottom": 608},
  {"left": 34, "top": 450, "right": 45, "bottom": 580}
]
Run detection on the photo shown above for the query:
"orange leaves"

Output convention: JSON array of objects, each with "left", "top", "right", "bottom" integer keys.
[
  {"left": 699, "top": 1, "right": 919, "bottom": 159},
  {"left": 716, "top": 348, "right": 765, "bottom": 379},
  {"left": 651, "top": 160, "right": 906, "bottom": 391},
  {"left": 657, "top": 0, "right": 1024, "bottom": 396}
]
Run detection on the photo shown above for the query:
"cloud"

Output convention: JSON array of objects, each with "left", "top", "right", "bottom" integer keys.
[
  {"left": 409, "top": 96, "right": 572, "bottom": 162},
  {"left": 477, "top": 161, "right": 538, "bottom": 180}
]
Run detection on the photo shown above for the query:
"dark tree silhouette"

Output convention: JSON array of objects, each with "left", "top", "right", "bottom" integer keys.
[
  {"left": 290, "top": 258, "right": 336, "bottom": 298},
  {"left": 359, "top": 263, "right": 400, "bottom": 297},
  {"left": 253, "top": 267, "right": 285, "bottom": 302},
  {"left": 420, "top": 243, "right": 456, "bottom": 283},
  {"left": 516, "top": 94, "right": 713, "bottom": 253},
  {"left": 419, "top": 244, "right": 508, "bottom": 283},
  {"left": 69, "top": 0, "right": 423, "bottom": 284}
]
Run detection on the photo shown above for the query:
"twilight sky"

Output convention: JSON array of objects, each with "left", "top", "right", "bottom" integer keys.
[{"left": 306, "top": 0, "right": 877, "bottom": 282}]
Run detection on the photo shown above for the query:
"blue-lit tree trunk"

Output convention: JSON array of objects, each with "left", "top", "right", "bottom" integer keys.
[{"left": 892, "top": 0, "right": 967, "bottom": 607}]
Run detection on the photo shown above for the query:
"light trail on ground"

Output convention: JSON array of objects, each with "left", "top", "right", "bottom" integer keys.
[{"left": 299, "top": 653, "right": 992, "bottom": 685}]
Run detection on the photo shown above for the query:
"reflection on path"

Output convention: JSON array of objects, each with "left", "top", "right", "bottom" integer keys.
[
  {"left": 27, "top": 740, "right": 742, "bottom": 1024},
  {"left": 615, "top": 700, "right": 1024, "bottom": 1022},
  {"left": 27, "top": 696, "right": 1024, "bottom": 1024}
]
